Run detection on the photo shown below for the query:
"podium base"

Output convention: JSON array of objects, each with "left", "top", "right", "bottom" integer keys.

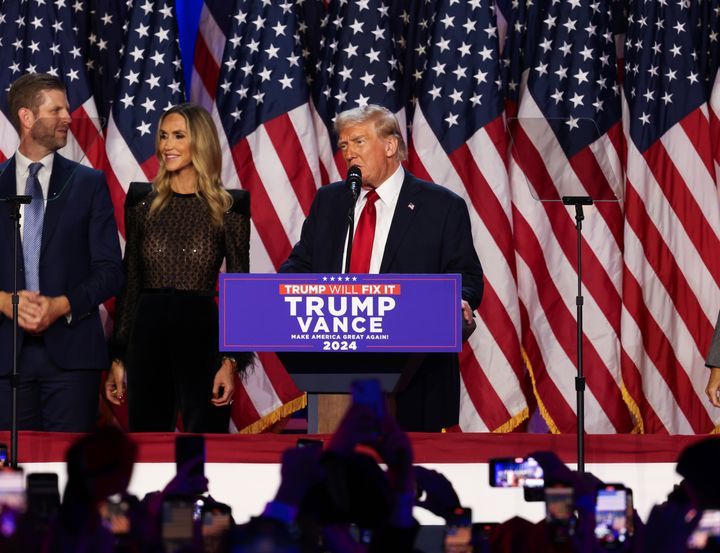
[
  {"left": 289, "top": 373, "right": 400, "bottom": 434},
  {"left": 313, "top": 394, "right": 350, "bottom": 433}
]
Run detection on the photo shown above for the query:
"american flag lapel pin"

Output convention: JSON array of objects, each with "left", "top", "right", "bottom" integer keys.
[{"left": 408, "top": 202, "right": 415, "bottom": 210}]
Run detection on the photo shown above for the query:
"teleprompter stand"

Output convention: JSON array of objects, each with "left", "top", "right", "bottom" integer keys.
[{"left": 562, "top": 195, "right": 593, "bottom": 474}]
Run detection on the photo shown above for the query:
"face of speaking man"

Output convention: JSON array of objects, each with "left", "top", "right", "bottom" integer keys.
[{"left": 337, "top": 118, "right": 399, "bottom": 190}]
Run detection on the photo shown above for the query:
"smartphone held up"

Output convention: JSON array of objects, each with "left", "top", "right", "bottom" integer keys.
[
  {"left": 488, "top": 456, "right": 544, "bottom": 489},
  {"left": 488, "top": 456, "right": 544, "bottom": 501},
  {"left": 545, "top": 483, "right": 575, "bottom": 543},
  {"left": 594, "top": 484, "right": 633, "bottom": 549}
]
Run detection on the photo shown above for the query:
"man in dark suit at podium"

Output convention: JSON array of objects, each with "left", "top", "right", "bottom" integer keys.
[
  {"left": 280, "top": 105, "right": 483, "bottom": 432},
  {"left": 0, "top": 73, "right": 123, "bottom": 432}
]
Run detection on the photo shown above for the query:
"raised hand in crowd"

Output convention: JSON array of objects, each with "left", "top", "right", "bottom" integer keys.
[
  {"left": 43, "top": 427, "right": 137, "bottom": 553},
  {"left": 273, "top": 445, "right": 325, "bottom": 515},
  {"left": 414, "top": 466, "right": 462, "bottom": 521}
]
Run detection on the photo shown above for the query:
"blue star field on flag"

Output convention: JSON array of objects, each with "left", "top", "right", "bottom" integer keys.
[
  {"left": 0, "top": 1, "right": 93, "bottom": 114},
  {"left": 415, "top": 0, "right": 503, "bottom": 155},
  {"left": 311, "top": 0, "right": 409, "bottom": 130},
  {"left": 111, "top": 0, "right": 185, "bottom": 164},
  {"left": 623, "top": 0, "right": 705, "bottom": 152},
  {"left": 215, "top": 0, "right": 309, "bottom": 144},
  {"left": 524, "top": 0, "right": 621, "bottom": 158}
]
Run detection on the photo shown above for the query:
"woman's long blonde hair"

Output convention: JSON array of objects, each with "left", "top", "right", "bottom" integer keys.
[{"left": 150, "top": 103, "right": 232, "bottom": 227}]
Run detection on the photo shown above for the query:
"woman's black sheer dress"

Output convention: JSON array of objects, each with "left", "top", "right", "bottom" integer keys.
[{"left": 111, "top": 184, "right": 250, "bottom": 432}]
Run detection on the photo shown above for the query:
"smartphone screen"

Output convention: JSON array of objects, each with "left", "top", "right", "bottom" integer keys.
[
  {"left": 296, "top": 438, "right": 323, "bottom": 450},
  {"left": 546, "top": 485, "right": 574, "bottom": 522},
  {"left": 349, "top": 525, "right": 373, "bottom": 545},
  {"left": 162, "top": 496, "right": 200, "bottom": 553},
  {"left": 546, "top": 485, "right": 575, "bottom": 542},
  {"left": 472, "top": 522, "right": 498, "bottom": 546},
  {"left": 99, "top": 493, "right": 131, "bottom": 535},
  {"left": 595, "top": 485, "right": 629, "bottom": 547},
  {"left": 688, "top": 510, "right": 720, "bottom": 550},
  {"left": 488, "top": 457, "right": 544, "bottom": 488},
  {"left": 202, "top": 503, "right": 232, "bottom": 553},
  {"left": 27, "top": 473, "right": 60, "bottom": 524},
  {"left": 202, "top": 505, "right": 231, "bottom": 537},
  {"left": 0, "top": 469, "right": 25, "bottom": 513},
  {"left": 444, "top": 507, "right": 472, "bottom": 553}
]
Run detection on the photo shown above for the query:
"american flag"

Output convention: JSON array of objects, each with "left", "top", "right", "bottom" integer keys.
[
  {"left": 194, "top": 0, "right": 530, "bottom": 432},
  {"left": 503, "top": 0, "right": 636, "bottom": 433},
  {"left": 0, "top": 0, "right": 304, "bottom": 434},
  {"left": 621, "top": 0, "right": 720, "bottom": 433},
  {"left": 76, "top": 0, "right": 130, "bottom": 126},
  {"left": 704, "top": 0, "right": 720, "bottom": 186},
  {"left": 310, "top": 0, "right": 410, "bottom": 177},
  {"left": 103, "top": 0, "right": 185, "bottom": 228},
  {"left": 2, "top": 0, "right": 719, "bottom": 435},
  {"left": 0, "top": 1, "right": 102, "bottom": 164},
  {"left": 408, "top": 0, "right": 529, "bottom": 431}
]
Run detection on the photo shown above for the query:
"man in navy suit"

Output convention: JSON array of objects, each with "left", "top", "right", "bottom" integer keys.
[
  {"left": 280, "top": 105, "right": 483, "bottom": 431},
  {"left": 0, "top": 73, "right": 123, "bottom": 432}
]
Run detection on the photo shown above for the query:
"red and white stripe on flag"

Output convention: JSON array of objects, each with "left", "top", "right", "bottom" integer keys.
[{"left": 509, "top": 95, "right": 634, "bottom": 433}]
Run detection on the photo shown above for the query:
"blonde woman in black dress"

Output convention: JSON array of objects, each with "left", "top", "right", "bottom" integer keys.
[{"left": 105, "top": 103, "right": 251, "bottom": 432}]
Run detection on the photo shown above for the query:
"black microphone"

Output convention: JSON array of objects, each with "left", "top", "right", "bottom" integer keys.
[{"left": 346, "top": 165, "right": 362, "bottom": 201}]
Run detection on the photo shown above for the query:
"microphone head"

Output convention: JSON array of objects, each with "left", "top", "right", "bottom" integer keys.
[{"left": 346, "top": 165, "right": 362, "bottom": 199}]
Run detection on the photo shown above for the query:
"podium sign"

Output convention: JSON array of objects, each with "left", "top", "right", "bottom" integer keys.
[{"left": 220, "top": 273, "right": 462, "bottom": 352}]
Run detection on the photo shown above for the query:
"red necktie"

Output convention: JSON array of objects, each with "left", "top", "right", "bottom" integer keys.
[{"left": 350, "top": 190, "right": 379, "bottom": 273}]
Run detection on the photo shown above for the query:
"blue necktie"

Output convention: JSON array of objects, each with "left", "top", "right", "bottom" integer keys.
[{"left": 23, "top": 162, "right": 44, "bottom": 291}]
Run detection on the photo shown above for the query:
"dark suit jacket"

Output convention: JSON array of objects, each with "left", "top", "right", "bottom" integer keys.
[
  {"left": 280, "top": 170, "right": 483, "bottom": 306},
  {"left": 0, "top": 154, "right": 124, "bottom": 375},
  {"left": 279, "top": 170, "right": 483, "bottom": 431}
]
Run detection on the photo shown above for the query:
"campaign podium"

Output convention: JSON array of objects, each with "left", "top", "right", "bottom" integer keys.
[{"left": 220, "top": 273, "right": 465, "bottom": 432}]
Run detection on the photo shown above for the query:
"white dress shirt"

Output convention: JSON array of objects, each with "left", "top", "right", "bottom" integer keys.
[{"left": 343, "top": 163, "right": 404, "bottom": 273}]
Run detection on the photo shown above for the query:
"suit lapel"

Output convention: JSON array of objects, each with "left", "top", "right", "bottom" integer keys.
[
  {"left": 41, "top": 154, "right": 72, "bottom": 255},
  {"left": 0, "top": 158, "right": 17, "bottom": 235},
  {"left": 380, "top": 172, "right": 420, "bottom": 273},
  {"left": 0, "top": 158, "right": 26, "bottom": 288},
  {"left": 330, "top": 189, "right": 355, "bottom": 272}
]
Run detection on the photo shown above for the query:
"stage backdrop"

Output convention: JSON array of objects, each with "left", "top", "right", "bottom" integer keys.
[{"left": 0, "top": 0, "right": 719, "bottom": 434}]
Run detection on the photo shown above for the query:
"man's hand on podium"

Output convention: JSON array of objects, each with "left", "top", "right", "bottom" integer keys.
[{"left": 461, "top": 300, "right": 476, "bottom": 342}]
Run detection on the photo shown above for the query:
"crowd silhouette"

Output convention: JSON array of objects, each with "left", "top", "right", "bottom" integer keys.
[{"left": 0, "top": 385, "right": 719, "bottom": 553}]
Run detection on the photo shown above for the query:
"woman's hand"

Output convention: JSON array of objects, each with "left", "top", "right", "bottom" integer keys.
[
  {"left": 105, "top": 360, "right": 126, "bottom": 405},
  {"left": 211, "top": 360, "right": 235, "bottom": 407}
]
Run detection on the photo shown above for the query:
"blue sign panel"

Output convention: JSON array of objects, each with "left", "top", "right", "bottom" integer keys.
[{"left": 220, "top": 274, "right": 462, "bottom": 352}]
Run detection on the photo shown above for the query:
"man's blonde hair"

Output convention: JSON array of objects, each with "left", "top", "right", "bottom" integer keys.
[{"left": 334, "top": 105, "right": 407, "bottom": 161}]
